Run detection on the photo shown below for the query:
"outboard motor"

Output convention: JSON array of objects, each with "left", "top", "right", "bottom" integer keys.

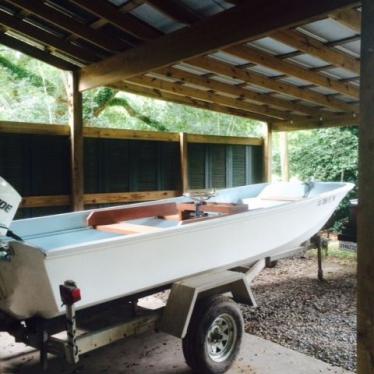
[{"left": 0, "top": 177, "right": 21, "bottom": 237}]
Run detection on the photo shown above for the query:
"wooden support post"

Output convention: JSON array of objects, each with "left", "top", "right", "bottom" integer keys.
[
  {"left": 279, "top": 131, "right": 289, "bottom": 182},
  {"left": 264, "top": 123, "right": 273, "bottom": 182},
  {"left": 68, "top": 71, "right": 84, "bottom": 211},
  {"left": 358, "top": 1, "right": 374, "bottom": 372},
  {"left": 179, "top": 132, "right": 189, "bottom": 194}
]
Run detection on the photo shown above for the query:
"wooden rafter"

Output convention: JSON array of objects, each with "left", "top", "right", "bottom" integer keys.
[
  {"left": 142, "top": 0, "right": 360, "bottom": 98},
  {"left": 272, "top": 113, "right": 359, "bottom": 131},
  {"left": 156, "top": 66, "right": 324, "bottom": 116},
  {"left": 224, "top": 44, "right": 359, "bottom": 98},
  {"left": 137, "top": 0, "right": 359, "bottom": 101},
  {"left": 79, "top": 0, "right": 360, "bottom": 90},
  {"left": 69, "top": 0, "right": 162, "bottom": 41},
  {"left": 0, "top": 10, "right": 98, "bottom": 63},
  {"left": 6, "top": 0, "right": 128, "bottom": 53},
  {"left": 111, "top": 81, "right": 275, "bottom": 122},
  {"left": 272, "top": 29, "right": 360, "bottom": 74},
  {"left": 0, "top": 32, "right": 78, "bottom": 70},
  {"left": 128, "top": 75, "right": 307, "bottom": 121},
  {"left": 330, "top": 8, "right": 361, "bottom": 33},
  {"left": 187, "top": 56, "right": 359, "bottom": 113}
]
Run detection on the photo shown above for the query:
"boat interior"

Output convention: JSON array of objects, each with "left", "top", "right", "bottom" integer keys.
[{"left": 10, "top": 182, "right": 339, "bottom": 251}]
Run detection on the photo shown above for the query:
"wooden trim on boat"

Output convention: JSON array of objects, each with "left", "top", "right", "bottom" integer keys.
[
  {"left": 177, "top": 202, "right": 248, "bottom": 215},
  {"left": 87, "top": 202, "right": 178, "bottom": 226},
  {"left": 96, "top": 222, "right": 163, "bottom": 235}
]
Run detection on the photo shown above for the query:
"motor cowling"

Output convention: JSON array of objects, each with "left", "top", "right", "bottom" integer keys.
[{"left": 0, "top": 177, "right": 21, "bottom": 236}]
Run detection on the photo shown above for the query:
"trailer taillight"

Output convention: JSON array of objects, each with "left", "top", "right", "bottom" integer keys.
[{"left": 59, "top": 280, "right": 81, "bottom": 306}]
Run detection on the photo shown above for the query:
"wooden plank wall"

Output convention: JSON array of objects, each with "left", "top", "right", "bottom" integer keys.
[{"left": 0, "top": 121, "right": 264, "bottom": 217}]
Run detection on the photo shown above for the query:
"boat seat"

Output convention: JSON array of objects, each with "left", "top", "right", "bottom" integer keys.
[
  {"left": 242, "top": 197, "right": 289, "bottom": 210},
  {"left": 258, "top": 181, "right": 308, "bottom": 201},
  {"left": 96, "top": 222, "right": 163, "bottom": 235},
  {"left": 87, "top": 202, "right": 178, "bottom": 227}
]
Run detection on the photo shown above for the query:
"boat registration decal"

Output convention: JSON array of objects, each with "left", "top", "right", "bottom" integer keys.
[{"left": 317, "top": 196, "right": 336, "bottom": 206}]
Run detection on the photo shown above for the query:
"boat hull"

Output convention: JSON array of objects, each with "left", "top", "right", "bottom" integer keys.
[{"left": 0, "top": 182, "right": 353, "bottom": 319}]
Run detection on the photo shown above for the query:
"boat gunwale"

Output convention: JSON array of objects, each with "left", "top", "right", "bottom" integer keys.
[{"left": 40, "top": 182, "right": 353, "bottom": 259}]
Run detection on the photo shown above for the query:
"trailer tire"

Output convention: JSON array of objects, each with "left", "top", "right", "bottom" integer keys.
[{"left": 182, "top": 295, "right": 243, "bottom": 374}]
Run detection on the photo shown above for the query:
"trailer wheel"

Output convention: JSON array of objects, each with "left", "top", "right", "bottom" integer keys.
[{"left": 182, "top": 295, "right": 243, "bottom": 374}]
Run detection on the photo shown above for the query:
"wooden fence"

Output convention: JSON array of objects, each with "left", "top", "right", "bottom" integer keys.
[{"left": 0, "top": 121, "right": 264, "bottom": 217}]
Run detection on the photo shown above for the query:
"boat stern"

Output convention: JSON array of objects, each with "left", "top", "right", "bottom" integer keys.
[{"left": 0, "top": 240, "right": 59, "bottom": 320}]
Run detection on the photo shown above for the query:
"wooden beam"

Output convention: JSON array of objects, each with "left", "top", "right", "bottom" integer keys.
[
  {"left": 0, "top": 32, "right": 78, "bottom": 70},
  {"left": 0, "top": 11, "right": 98, "bottom": 63},
  {"left": 111, "top": 81, "right": 273, "bottom": 121},
  {"left": 70, "top": 0, "right": 162, "bottom": 41},
  {"left": 187, "top": 134, "right": 262, "bottom": 146},
  {"left": 264, "top": 123, "right": 273, "bottom": 182},
  {"left": 330, "top": 8, "right": 361, "bottom": 33},
  {"left": 179, "top": 132, "right": 189, "bottom": 193},
  {"left": 20, "top": 191, "right": 179, "bottom": 208},
  {"left": 84, "top": 127, "right": 179, "bottom": 142},
  {"left": 84, "top": 191, "right": 178, "bottom": 205},
  {"left": 129, "top": 75, "right": 305, "bottom": 121},
  {"left": 272, "top": 29, "right": 360, "bottom": 74},
  {"left": 145, "top": 0, "right": 201, "bottom": 24},
  {"left": 7, "top": 0, "right": 127, "bottom": 53},
  {"left": 0, "top": 121, "right": 69, "bottom": 136},
  {"left": 188, "top": 56, "right": 359, "bottom": 113},
  {"left": 358, "top": 1, "right": 374, "bottom": 373},
  {"left": 79, "top": 0, "right": 360, "bottom": 90},
  {"left": 272, "top": 113, "right": 359, "bottom": 131},
  {"left": 225, "top": 44, "right": 359, "bottom": 98},
  {"left": 21, "top": 195, "right": 70, "bottom": 208},
  {"left": 157, "top": 66, "right": 325, "bottom": 117},
  {"left": 0, "top": 120, "right": 263, "bottom": 145},
  {"left": 68, "top": 71, "right": 84, "bottom": 211}
]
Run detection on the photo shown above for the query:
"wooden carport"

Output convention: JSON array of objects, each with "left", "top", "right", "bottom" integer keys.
[{"left": 0, "top": 0, "right": 372, "bottom": 372}]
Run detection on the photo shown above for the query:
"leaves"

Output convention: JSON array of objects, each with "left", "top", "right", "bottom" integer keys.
[{"left": 0, "top": 45, "right": 263, "bottom": 137}]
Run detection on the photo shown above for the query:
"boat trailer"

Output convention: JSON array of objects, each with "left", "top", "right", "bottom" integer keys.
[
  {"left": 1, "top": 261, "right": 265, "bottom": 373},
  {"left": 0, "top": 241, "right": 323, "bottom": 374}
]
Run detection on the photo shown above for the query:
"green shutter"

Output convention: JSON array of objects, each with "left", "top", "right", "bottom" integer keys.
[
  {"left": 232, "top": 145, "right": 246, "bottom": 187},
  {"left": 209, "top": 144, "right": 226, "bottom": 189},
  {"left": 188, "top": 143, "right": 206, "bottom": 189}
]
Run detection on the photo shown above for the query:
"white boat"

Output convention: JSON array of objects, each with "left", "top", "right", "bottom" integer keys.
[{"left": 0, "top": 177, "right": 353, "bottom": 320}]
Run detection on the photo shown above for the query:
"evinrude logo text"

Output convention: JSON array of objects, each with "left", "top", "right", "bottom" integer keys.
[{"left": 0, "top": 199, "right": 13, "bottom": 213}]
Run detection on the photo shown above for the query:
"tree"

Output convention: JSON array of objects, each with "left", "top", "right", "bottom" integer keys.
[
  {"left": 273, "top": 127, "right": 358, "bottom": 231},
  {"left": 0, "top": 45, "right": 262, "bottom": 137}
]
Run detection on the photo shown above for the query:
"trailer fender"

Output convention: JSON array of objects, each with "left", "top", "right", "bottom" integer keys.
[{"left": 159, "top": 270, "right": 255, "bottom": 339}]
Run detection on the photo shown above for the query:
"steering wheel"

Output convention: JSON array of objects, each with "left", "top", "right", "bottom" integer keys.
[{"left": 183, "top": 190, "right": 216, "bottom": 217}]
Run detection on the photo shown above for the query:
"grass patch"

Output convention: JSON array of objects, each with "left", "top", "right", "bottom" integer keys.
[{"left": 308, "top": 241, "right": 357, "bottom": 262}]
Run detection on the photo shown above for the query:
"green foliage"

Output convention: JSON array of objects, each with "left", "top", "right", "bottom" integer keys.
[
  {"left": 0, "top": 45, "right": 263, "bottom": 137},
  {"left": 289, "top": 127, "right": 358, "bottom": 183},
  {"left": 0, "top": 45, "right": 69, "bottom": 123},
  {"left": 279, "top": 127, "right": 358, "bottom": 232}
]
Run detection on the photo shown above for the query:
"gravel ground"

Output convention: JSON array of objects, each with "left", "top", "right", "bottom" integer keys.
[{"left": 242, "top": 252, "right": 356, "bottom": 372}]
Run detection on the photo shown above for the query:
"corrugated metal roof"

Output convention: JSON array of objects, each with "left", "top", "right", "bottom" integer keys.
[{"left": 0, "top": 0, "right": 362, "bottom": 124}]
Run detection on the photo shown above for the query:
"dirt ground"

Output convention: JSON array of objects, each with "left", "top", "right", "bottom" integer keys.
[{"left": 242, "top": 249, "right": 357, "bottom": 371}]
